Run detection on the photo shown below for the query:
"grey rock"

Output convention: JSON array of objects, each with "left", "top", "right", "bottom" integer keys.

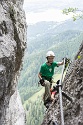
[{"left": 0, "top": 0, "right": 27, "bottom": 124}]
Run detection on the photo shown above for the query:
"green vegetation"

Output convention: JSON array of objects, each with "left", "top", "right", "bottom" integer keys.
[
  {"left": 63, "top": 7, "right": 83, "bottom": 21},
  {"left": 25, "top": 97, "right": 45, "bottom": 125},
  {"left": 18, "top": 20, "right": 83, "bottom": 125}
]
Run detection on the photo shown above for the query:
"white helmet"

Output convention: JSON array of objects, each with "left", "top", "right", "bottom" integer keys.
[{"left": 46, "top": 51, "right": 55, "bottom": 58}]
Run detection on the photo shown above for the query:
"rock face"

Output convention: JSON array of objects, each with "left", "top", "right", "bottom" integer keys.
[
  {"left": 0, "top": 0, "right": 26, "bottom": 125},
  {"left": 41, "top": 42, "right": 83, "bottom": 125},
  {"left": 9, "top": 91, "right": 26, "bottom": 125}
]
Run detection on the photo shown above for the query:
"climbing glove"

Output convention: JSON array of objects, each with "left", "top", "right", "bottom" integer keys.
[
  {"left": 62, "top": 57, "right": 70, "bottom": 65},
  {"left": 62, "top": 57, "right": 70, "bottom": 71},
  {"left": 39, "top": 78, "right": 45, "bottom": 86}
]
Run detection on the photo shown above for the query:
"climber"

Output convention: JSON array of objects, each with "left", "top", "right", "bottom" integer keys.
[{"left": 38, "top": 51, "right": 64, "bottom": 108}]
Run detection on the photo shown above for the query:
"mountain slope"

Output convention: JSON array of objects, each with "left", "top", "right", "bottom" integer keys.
[
  {"left": 27, "top": 19, "right": 83, "bottom": 38},
  {"left": 18, "top": 30, "right": 83, "bottom": 102},
  {"left": 18, "top": 20, "right": 83, "bottom": 125}
]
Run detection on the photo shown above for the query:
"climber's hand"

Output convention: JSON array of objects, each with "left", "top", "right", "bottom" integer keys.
[
  {"left": 39, "top": 78, "right": 45, "bottom": 86},
  {"left": 62, "top": 57, "right": 70, "bottom": 64}
]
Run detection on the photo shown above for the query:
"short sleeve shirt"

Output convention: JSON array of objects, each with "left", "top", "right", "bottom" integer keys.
[{"left": 40, "top": 62, "right": 58, "bottom": 80}]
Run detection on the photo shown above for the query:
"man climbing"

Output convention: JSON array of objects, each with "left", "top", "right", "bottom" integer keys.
[{"left": 38, "top": 51, "right": 64, "bottom": 108}]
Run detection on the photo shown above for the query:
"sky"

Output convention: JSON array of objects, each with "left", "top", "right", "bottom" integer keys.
[{"left": 23, "top": 0, "right": 83, "bottom": 25}]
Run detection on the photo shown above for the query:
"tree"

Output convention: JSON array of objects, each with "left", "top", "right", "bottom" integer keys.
[{"left": 63, "top": 7, "right": 83, "bottom": 21}]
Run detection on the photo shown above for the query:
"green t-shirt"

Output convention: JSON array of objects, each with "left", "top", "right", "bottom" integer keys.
[{"left": 40, "top": 62, "right": 58, "bottom": 81}]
